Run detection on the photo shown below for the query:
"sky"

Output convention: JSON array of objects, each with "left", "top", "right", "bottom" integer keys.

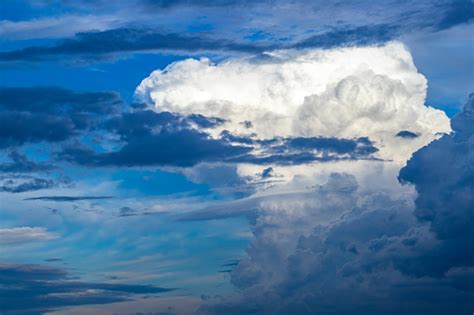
[{"left": 0, "top": 1, "right": 473, "bottom": 314}]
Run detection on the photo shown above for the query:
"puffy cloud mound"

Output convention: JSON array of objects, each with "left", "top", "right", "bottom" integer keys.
[
  {"left": 399, "top": 93, "right": 474, "bottom": 276},
  {"left": 196, "top": 94, "right": 474, "bottom": 315},
  {"left": 136, "top": 42, "right": 450, "bottom": 162}
]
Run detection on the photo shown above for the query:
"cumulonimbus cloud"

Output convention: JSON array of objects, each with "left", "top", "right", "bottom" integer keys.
[{"left": 135, "top": 42, "right": 472, "bottom": 314}]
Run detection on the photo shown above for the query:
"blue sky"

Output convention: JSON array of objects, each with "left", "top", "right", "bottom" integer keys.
[{"left": 0, "top": 1, "right": 473, "bottom": 314}]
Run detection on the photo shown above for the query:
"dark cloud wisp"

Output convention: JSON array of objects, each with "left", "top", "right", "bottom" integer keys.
[
  {"left": 0, "top": 263, "right": 173, "bottom": 314},
  {"left": 0, "top": 28, "right": 273, "bottom": 63},
  {"left": 24, "top": 196, "right": 115, "bottom": 202}
]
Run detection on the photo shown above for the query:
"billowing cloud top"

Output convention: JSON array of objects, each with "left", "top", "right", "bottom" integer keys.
[{"left": 136, "top": 42, "right": 450, "bottom": 163}]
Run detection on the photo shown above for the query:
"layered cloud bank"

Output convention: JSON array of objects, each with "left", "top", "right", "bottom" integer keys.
[{"left": 136, "top": 42, "right": 450, "bottom": 163}]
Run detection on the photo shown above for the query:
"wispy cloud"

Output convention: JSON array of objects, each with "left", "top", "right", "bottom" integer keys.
[{"left": 0, "top": 227, "right": 57, "bottom": 244}]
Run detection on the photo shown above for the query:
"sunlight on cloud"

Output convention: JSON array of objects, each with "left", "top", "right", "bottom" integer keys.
[{"left": 136, "top": 41, "right": 450, "bottom": 164}]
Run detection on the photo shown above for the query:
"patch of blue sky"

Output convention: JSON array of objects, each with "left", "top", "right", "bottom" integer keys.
[
  {"left": 0, "top": 53, "right": 188, "bottom": 101},
  {"left": 112, "top": 169, "right": 212, "bottom": 197}
]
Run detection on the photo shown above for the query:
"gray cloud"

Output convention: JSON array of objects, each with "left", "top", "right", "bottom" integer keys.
[
  {"left": 58, "top": 107, "right": 379, "bottom": 168},
  {"left": 0, "top": 28, "right": 272, "bottom": 63},
  {"left": 396, "top": 130, "right": 420, "bottom": 139},
  {"left": 0, "top": 86, "right": 123, "bottom": 149},
  {"left": 0, "top": 176, "right": 55, "bottom": 193},
  {"left": 0, "top": 263, "right": 173, "bottom": 314},
  {"left": 198, "top": 94, "right": 474, "bottom": 315},
  {"left": 0, "top": 151, "right": 55, "bottom": 173},
  {"left": 0, "top": 227, "right": 57, "bottom": 245},
  {"left": 24, "top": 195, "right": 114, "bottom": 202}
]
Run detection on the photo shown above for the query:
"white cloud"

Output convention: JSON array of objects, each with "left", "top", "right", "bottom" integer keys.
[
  {"left": 0, "top": 227, "right": 57, "bottom": 244},
  {"left": 136, "top": 41, "right": 450, "bottom": 163}
]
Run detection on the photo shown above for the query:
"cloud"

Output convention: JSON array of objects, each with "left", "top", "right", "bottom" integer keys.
[
  {"left": 24, "top": 195, "right": 114, "bottom": 202},
  {"left": 0, "top": 86, "right": 123, "bottom": 149},
  {"left": 59, "top": 129, "right": 253, "bottom": 167},
  {"left": 396, "top": 130, "right": 419, "bottom": 139},
  {"left": 293, "top": 24, "right": 398, "bottom": 49},
  {"left": 0, "top": 176, "right": 55, "bottom": 193},
  {"left": 0, "top": 14, "right": 120, "bottom": 40},
  {"left": 0, "top": 263, "right": 173, "bottom": 314},
  {"left": 194, "top": 93, "right": 474, "bottom": 314},
  {"left": 434, "top": 0, "right": 474, "bottom": 30},
  {"left": 57, "top": 105, "right": 378, "bottom": 168},
  {"left": 0, "top": 28, "right": 272, "bottom": 63},
  {"left": 0, "top": 84, "right": 376, "bottom": 181},
  {"left": 136, "top": 42, "right": 450, "bottom": 165},
  {"left": 0, "top": 227, "right": 57, "bottom": 245},
  {"left": 398, "top": 93, "right": 474, "bottom": 276},
  {"left": 0, "top": 151, "right": 55, "bottom": 173},
  {"left": 0, "top": 151, "right": 71, "bottom": 193},
  {"left": 226, "top": 136, "right": 379, "bottom": 165},
  {"left": 0, "top": 86, "right": 122, "bottom": 114}
]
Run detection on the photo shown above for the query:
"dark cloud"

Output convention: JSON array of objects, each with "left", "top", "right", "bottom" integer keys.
[
  {"left": 57, "top": 108, "right": 251, "bottom": 167},
  {"left": 24, "top": 195, "right": 114, "bottom": 202},
  {"left": 1, "top": 1, "right": 471, "bottom": 66},
  {"left": 0, "top": 263, "right": 173, "bottom": 314},
  {"left": 0, "top": 156, "right": 71, "bottom": 192},
  {"left": 0, "top": 111, "right": 77, "bottom": 149},
  {"left": 226, "top": 134, "right": 379, "bottom": 165},
  {"left": 0, "top": 25, "right": 399, "bottom": 64},
  {"left": 0, "top": 28, "right": 272, "bottom": 63},
  {"left": 0, "top": 151, "right": 71, "bottom": 193},
  {"left": 0, "top": 86, "right": 123, "bottom": 149},
  {"left": 60, "top": 129, "right": 252, "bottom": 167},
  {"left": 294, "top": 24, "right": 398, "bottom": 49},
  {"left": 139, "top": 0, "right": 258, "bottom": 9},
  {"left": 0, "top": 151, "right": 55, "bottom": 173},
  {"left": 0, "top": 176, "right": 54, "bottom": 193},
  {"left": 398, "top": 93, "right": 474, "bottom": 276},
  {"left": 116, "top": 206, "right": 167, "bottom": 217},
  {"left": 104, "top": 110, "right": 224, "bottom": 141},
  {"left": 0, "top": 86, "right": 122, "bottom": 114},
  {"left": 261, "top": 167, "right": 274, "bottom": 179},
  {"left": 188, "top": 113, "right": 227, "bottom": 129},
  {"left": 59, "top": 117, "right": 379, "bottom": 168},
  {"left": 435, "top": 0, "right": 474, "bottom": 30},
  {"left": 396, "top": 130, "right": 420, "bottom": 139}
]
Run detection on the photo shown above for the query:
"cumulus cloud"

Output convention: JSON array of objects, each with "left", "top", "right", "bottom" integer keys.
[
  {"left": 136, "top": 42, "right": 450, "bottom": 163},
  {"left": 0, "top": 227, "right": 58, "bottom": 244}
]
